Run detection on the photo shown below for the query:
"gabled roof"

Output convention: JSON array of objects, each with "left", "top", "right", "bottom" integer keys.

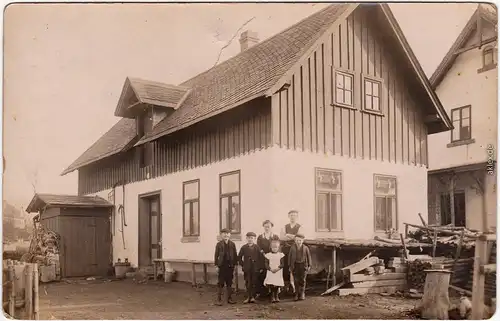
[
  {"left": 62, "top": 3, "right": 353, "bottom": 175},
  {"left": 114, "top": 77, "right": 191, "bottom": 117},
  {"left": 26, "top": 193, "right": 113, "bottom": 213},
  {"left": 63, "top": 3, "right": 450, "bottom": 175},
  {"left": 429, "top": 6, "right": 498, "bottom": 89}
]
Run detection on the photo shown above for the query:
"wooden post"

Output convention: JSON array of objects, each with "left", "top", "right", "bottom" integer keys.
[
  {"left": 203, "top": 264, "right": 208, "bottom": 284},
  {"left": 471, "top": 237, "right": 488, "bottom": 319},
  {"left": 332, "top": 248, "right": 337, "bottom": 287},
  {"left": 420, "top": 269, "right": 452, "bottom": 319},
  {"left": 449, "top": 174, "right": 455, "bottom": 226},
  {"left": 191, "top": 263, "right": 196, "bottom": 286},
  {"left": 400, "top": 233, "right": 408, "bottom": 259},
  {"left": 26, "top": 264, "right": 34, "bottom": 320},
  {"left": 8, "top": 261, "right": 15, "bottom": 317},
  {"left": 33, "top": 263, "right": 39, "bottom": 320},
  {"left": 432, "top": 229, "right": 438, "bottom": 257},
  {"left": 405, "top": 224, "right": 409, "bottom": 238},
  {"left": 451, "top": 229, "right": 465, "bottom": 282},
  {"left": 481, "top": 171, "right": 488, "bottom": 232},
  {"left": 153, "top": 261, "right": 158, "bottom": 281},
  {"left": 325, "top": 265, "right": 331, "bottom": 291}
]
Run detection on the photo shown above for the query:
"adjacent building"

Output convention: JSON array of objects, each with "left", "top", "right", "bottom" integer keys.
[
  {"left": 427, "top": 6, "right": 497, "bottom": 232},
  {"left": 62, "top": 3, "right": 451, "bottom": 269}
]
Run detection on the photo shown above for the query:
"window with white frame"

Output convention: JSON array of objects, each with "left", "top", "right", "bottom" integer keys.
[
  {"left": 363, "top": 78, "right": 382, "bottom": 112},
  {"left": 374, "top": 175, "right": 397, "bottom": 232},
  {"left": 183, "top": 180, "right": 200, "bottom": 237},
  {"left": 335, "top": 71, "right": 354, "bottom": 107},
  {"left": 315, "top": 168, "right": 342, "bottom": 231},
  {"left": 220, "top": 171, "right": 241, "bottom": 234}
]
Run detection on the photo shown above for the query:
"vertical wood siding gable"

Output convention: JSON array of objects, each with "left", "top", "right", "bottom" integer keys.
[{"left": 269, "top": 6, "right": 428, "bottom": 167}]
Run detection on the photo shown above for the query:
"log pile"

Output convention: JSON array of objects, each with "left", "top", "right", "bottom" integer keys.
[
  {"left": 405, "top": 223, "right": 478, "bottom": 251},
  {"left": 20, "top": 224, "right": 61, "bottom": 282},
  {"left": 407, "top": 257, "right": 473, "bottom": 291}
]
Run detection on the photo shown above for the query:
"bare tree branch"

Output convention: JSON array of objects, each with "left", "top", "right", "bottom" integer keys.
[{"left": 213, "top": 16, "right": 256, "bottom": 67}]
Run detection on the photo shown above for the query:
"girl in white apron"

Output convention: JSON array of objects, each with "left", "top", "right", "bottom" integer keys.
[{"left": 264, "top": 236, "right": 285, "bottom": 303}]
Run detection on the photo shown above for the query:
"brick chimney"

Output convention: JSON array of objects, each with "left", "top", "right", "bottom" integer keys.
[{"left": 239, "top": 30, "right": 259, "bottom": 52}]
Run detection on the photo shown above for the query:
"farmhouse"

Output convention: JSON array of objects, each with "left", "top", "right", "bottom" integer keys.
[
  {"left": 427, "top": 6, "right": 498, "bottom": 232},
  {"left": 61, "top": 3, "right": 451, "bottom": 272}
]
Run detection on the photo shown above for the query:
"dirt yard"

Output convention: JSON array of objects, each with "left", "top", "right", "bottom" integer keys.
[{"left": 38, "top": 278, "right": 420, "bottom": 320}]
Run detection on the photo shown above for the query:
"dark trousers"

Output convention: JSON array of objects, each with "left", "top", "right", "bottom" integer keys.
[
  {"left": 292, "top": 262, "right": 307, "bottom": 292},
  {"left": 217, "top": 266, "right": 234, "bottom": 288},
  {"left": 282, "top": 246, "right": 291, "bottom": 286},
  {"left": 244, "top": 270, "right": 259, "bottom": 298}
]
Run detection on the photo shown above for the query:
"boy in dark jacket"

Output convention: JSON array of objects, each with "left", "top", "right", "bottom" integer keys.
[
  {"left": 214, "top": 228, "right": 238, "bottom": 306},
  {"left": 288, "top": 233, "right": 312, "bottom": 301},
  {"left": 238, "top": 232, "right": 263, "bottom": 303}
]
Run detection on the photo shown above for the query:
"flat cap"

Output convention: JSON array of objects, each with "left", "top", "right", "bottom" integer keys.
[
  {"left": 295, "top": 233, "right": 305, "bottom": 239},
  {"left": 246, "top": 232, "right": 257, "bottom": 237},
  {"left": 220, "top": 228, "right": 231, "bottom": 233}
]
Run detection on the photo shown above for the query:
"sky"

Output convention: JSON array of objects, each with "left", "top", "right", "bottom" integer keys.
[{"left": 3, "top": 2, "right": 478, "bottom": 210}]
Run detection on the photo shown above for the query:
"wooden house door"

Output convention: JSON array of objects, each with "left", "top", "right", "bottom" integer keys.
[{"left": 138, "top": 193, "right": 162, "bottom": 267}]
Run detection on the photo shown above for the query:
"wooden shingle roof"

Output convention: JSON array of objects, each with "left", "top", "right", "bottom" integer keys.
[
  {"left": 62, "top": 4, "right": 351, "bottom": 175},
  {"left": 138, "top": 3, "right": 350, "bottom": 144},
  {"left": 26, "top": 193, "right": 113, "bottom": 213},
  {"left": 61, "top": 118, "right": 137, "bottom": 175},
  {"left": 128, "top": 77, "right": 190, "bottom": 109}
]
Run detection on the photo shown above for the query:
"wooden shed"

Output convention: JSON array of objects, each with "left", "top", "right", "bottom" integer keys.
[{"left": 26, "top": 193, "right": 113, "bottom": 278}]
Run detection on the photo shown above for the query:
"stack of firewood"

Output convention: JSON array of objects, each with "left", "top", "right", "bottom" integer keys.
[{"left": 407, "top": 259, "right": 433, "bottom": 291}]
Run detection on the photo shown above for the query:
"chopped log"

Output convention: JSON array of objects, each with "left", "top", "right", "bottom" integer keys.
[
  {"left": 351, "top": 279, "right": 406, "bottom": 288},
  {"left": 351, "top": 272, "right": 406, "bottom": 282},
  {"left": 420, "top": 269, "right": 452, "bottom": 319},
  {"left": 341, "top": 257, "right": 379, "bottom": 281},
  {"left": 361, "top": 250, "right": 376, "bottom": 261},
  {"left": 337, "top": 285, "right": 406, "bottom": 296},
  {"left": 321, "top": 281, "right": 346, "bottom": 296}
]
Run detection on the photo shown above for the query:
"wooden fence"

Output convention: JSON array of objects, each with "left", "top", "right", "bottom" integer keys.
[{"left": 3, "top": 260, "right": 39, "bottom": 319}]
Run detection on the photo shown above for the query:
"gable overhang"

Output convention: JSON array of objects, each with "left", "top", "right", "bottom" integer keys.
[
  {"left": 114, "top": 77, "right": 191, "bottom": 118},
  {"left": 430, "top": 8, "right": 498, "bottom": 89},
  {"left": 378, "top": 4, "right": 452, "bottom": 134}
]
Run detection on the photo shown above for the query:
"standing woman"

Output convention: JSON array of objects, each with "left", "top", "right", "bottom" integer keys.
[{"left": 256, "top": 220, "right": 276, "bottom": 298}]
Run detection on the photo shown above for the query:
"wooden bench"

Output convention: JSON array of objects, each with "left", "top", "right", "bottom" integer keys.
[{"left": 153, "top": 259, "right": 240, "bottom": 291}]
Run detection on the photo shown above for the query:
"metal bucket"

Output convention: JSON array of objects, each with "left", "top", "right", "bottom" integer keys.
[{"left": 114, "top": 262, "right": 130, "bottom": 279}]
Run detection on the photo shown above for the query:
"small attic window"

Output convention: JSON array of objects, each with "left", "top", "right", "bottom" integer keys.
[
  {"left": 136, "top": 108, "right": 153, "bottom": 137},
  {"left": 479, "top": 45, "right": 497, "bottom": 73}
]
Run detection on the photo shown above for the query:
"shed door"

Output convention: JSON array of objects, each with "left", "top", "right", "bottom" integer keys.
[{"left": 62, "top": 215, "right": 111, "bottom": 277}]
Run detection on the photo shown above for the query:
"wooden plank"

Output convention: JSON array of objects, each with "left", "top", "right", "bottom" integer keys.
[
  {"left": 302, "top": 60, "right": 312, "bottom": 152},
  {"left": 334, "top": 107, "right": 342, "bottom": 155},
  {"left": 280, "top": 90, "right": 288, "bottom": 148},
  {"left": 351, "top": 279, "right": 406, "bottom": 288},
  {"left": 288, "top": 77, "right": 295, "bottom": 149},
  {"left": 294, "top": 72, "right": 303, "bottom": 150},
  {"left": 350, "top": 272, "right": 405, "bottom": 283},
  {"left": 271, "top": 93, "right": 281, "bottom": 146},
  {"left": 316, "top": 47, "right": 325, "bottom": 154},
  {"left": 471, "top": 238, "right": 487, "bottom": 319},
  {"left": 321, "top": 281, "right": 346, "bottom": 296},
  {"left": 341, "top": 256, "right": 379, "bottom": 279},
  {"left": 338, "top": 285, "right": 406, "bottom": 296},
  {"left": 341, "top": 109, "right": 350, "bottom": 157},
  {"left": 311, "top": 53, "right": 318, "bottom": 153},
  {"left": 479, "top": 233, "right": 497, "bottom": 241}
]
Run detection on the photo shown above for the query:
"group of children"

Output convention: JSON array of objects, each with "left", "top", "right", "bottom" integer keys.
[{"left": 213, "top": 221, "right": 312, "bottom": 305}]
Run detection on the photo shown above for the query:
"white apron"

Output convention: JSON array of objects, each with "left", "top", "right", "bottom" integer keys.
[{"left": 264, "top": 252, "right": 285, "bottom": 287}]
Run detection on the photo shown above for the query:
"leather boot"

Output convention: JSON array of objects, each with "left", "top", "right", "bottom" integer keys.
[
  {"left": 215, "top": 287, "right": 223, "bottom": 306},
  {"left": 270, "top": 288, "right": 276, "bottom": 303},
  {"left": 299, "top": 286, "right": 305, "bottom": 300},
  {"left": 275, "top": 288, "right": 280, "bottom": 302},
  {"left": 227, "top": 287, "right": 236, "bottom": 304}
]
